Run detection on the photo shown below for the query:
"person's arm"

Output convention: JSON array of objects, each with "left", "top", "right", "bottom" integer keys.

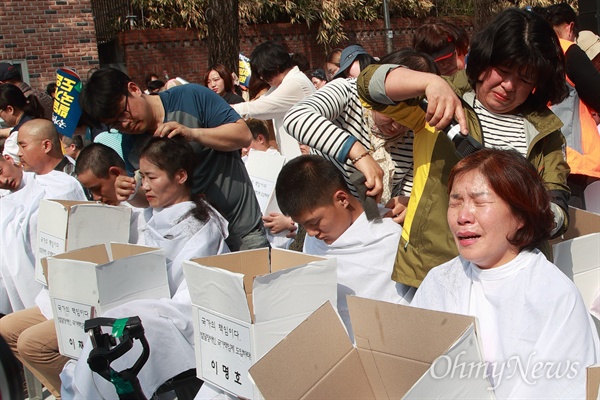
[
  {"left": 565, "top": 45, "right": 600, "bottom": 112},
  {"left": 540, "top": 129, "right": 571, "bottom": 237},
  {"left": 0, "top": 127, "right": 10, "bottom": 139},
  {"left": 283, "top": 79, "right": 383, "bottom": 200},
  {"left": 357, "top": 64, "right": 468, "bottom": 133},
  {"left": 232, "top": 78, "right": 311, "bottom": 121},
  {"left": 154, "top": 119, "right": 252, "bottom": 151}
]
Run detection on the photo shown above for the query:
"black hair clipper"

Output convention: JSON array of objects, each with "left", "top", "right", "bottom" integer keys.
[
  {"left": 419, "top": 98, "right": 483, "bottom": 158},
  {"left": 350, "top": 171, "right": 381, "bottom": 221}
]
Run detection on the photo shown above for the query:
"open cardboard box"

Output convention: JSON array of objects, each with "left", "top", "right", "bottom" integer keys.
[
  {"left": 44, "top": 242, "right": 168, "bottom": 359},
  {"left": 182, "top": 248, "right": 337, "bottom": 399},
  {"left": 35, "top": 199, "right": 132, "bottom": 285},
  {"left": 552, "top": 207, "right": 600, "bottom": 311},
  {"left": 250, "top": 297, "right": 494, "bottom": 400}
]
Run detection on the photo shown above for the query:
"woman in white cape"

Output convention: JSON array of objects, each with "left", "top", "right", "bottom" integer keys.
[
  {"left": 411, "top": 148, "right": 599, "bottom": 399},
  {"left": 61, "top": 136, "right": 229, "bottom": 399}
]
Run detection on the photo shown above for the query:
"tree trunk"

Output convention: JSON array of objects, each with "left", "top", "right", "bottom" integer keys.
[{"left": 206, "top": 0, "right": 239, "bottom": 75}]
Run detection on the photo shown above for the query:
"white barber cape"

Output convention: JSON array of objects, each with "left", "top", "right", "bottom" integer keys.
[
  {"left": 411, "top": 250, "right": 600, "bottom": 399},
  {"left": 61, "top": 201, "right": 230, "bottom": 400},
  {"left": 0, "top": 171, "right": 85, "bottom": 313},
  {"left": 304, "top": 211, "right": 415, "bottom": 341}
]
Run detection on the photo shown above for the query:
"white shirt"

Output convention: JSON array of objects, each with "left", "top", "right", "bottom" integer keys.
[{"left": 412, "top": 250, "right": 599, "bottom": 399}]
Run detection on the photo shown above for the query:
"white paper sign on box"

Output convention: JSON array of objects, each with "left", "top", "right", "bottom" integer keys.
[
  {"left": 36, "top": 199, "right": 132, "bottom": 285},
  {"left": 244, "top": 151, "right": 286, "bottom": 215},
  {"left": 183, "top": 248, "right": 337, "bottom": 399},
  {"left": 46, "top": 242, "right": 169, "bottom": 359},
  {"left": 250, "top": 297, "right": 494, "bottom": 400}
]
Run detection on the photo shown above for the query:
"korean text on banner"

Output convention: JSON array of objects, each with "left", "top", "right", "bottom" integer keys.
[{"left": 52, "top": 68, "right": 82, "bottom": 138}]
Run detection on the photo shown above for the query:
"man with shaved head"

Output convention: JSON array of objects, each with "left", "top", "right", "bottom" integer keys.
[
  {"left": 0, "top": 119, "right": 87, "bottom": 398},
  {"left": 17, "top": 119, "right": 75, "bottom": 176}
]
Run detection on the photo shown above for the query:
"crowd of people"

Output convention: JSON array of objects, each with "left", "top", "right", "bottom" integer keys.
[{"left": 1, "top": 4, "right": 600, "bottom": 400}]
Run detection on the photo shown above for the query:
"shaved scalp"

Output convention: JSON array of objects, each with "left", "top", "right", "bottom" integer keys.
[{"left": 19, "top": 119, "right": 62, "bottom": 156}]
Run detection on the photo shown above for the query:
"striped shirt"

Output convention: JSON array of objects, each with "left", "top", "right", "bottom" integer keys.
[
  {"left": 473, "top": 99, "right": 528, "bottom": 156},
  {"left": 283, "top": 78, "right": 414, "bottom": 198}
]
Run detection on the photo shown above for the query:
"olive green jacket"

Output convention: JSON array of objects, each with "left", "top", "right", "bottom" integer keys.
[{"left": 358, "top": 66, "right": 569, "bottom": 288}]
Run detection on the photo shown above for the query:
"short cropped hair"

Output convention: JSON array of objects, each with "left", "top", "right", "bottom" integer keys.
[
  {"left": 448, "top": 148, "right": 554, "bottom": 251},
  {"left": 378, "top": 47, "right": 440, "bottom": 75},
  {"left": 204, "top": 64, "right": 234, "bottom": 93},
  {"left": 250, "top": 41, "right": 294, "bottom": 83},
  {"left": 80, "top": 68, "right": 132, "bottom": 126},
  {"left": 246, "top": 118, "right": 269, "bottom": 140},
  {"left": 75, "top": 143, "right": 126, "bottom": 179},
  {"left": 466, "top": 8, "right": 568, "bottom": 111},
  {"left": 276, "top": 155, "right": 350, "bottom": 218}
]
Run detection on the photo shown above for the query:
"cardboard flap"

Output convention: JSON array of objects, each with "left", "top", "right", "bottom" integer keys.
[
  {"left": 95, "top": 252, "right": 169, "bottom": 310},
  {"left": 45, "top": 199, "right": 91, "bottom": 209},
  {"left": 109, "top": 242, "right": 161, "bottom": 261},
  {"left": 563, "top": 208, "right": 600, "bottom": 240},
  {"left": 269, "top": 248, "right": 328, "bottom": 273},
  {"left": 587, "top": 365, "right": 600, "bottom": 400},
  {"left": 191, "top": 248, "right": 269, "bottom": 295},
  {"left": 66, "top": 205, "right": 131, "bottom": 250},
  {"left": 48, "top": 243, "right": 110, "bottom": 264},
  {"left": 183, "top": 260, "right": 252, "bottom": 323},
  {"left": 253, "top": 258, "right": 337, "bottom": 322},
  {"left": 348, "top": 296, "right": 476, "bottom": 363},
  {"left": 249, "top": 302, "right": 356, "bottom": 400}
]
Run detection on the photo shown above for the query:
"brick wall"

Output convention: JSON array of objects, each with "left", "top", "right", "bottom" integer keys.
[
  {"left": 0, "top": 0, "right": 99, "bottom": 93},
  {"left": 120, "top": 16, "right": 474, "bottom": 87}
]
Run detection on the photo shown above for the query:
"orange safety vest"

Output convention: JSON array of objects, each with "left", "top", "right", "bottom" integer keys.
[{"left": 552, "top": 39, "right": 600, "bottom": 179}]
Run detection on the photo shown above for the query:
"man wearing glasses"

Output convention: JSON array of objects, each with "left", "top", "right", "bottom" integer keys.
[{"left": 79, "top": 68, "right": 268, "bottom": 251}]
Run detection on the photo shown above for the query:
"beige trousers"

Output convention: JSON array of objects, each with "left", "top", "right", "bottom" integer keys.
[{"left": 0, "top": 307, "right": 68, "bottom": 399}]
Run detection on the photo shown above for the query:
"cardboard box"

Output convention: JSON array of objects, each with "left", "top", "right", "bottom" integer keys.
[
  {"left": 45, "top": 243, "right": 169, "bottom": 359},
  {"left": 35, "top": 199, "right": 132, "bottom": 285},
  {"left": 552, "top": 207, "right": 600, "bottom": 310},
  {"left": 183, "top": 248, "right": 337, "bottom": 399},
  {"left": 250, "top": 297, "right": 494, "bottom": 400}
]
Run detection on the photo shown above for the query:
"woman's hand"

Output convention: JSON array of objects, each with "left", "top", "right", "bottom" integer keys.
[{"left": 383, "top": 196, "right": 409, "bottom": 224}]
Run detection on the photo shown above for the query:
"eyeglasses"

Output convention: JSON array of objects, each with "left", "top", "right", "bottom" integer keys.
[{"left": 108, "top": 95, "right": 130, "bottom": 130}]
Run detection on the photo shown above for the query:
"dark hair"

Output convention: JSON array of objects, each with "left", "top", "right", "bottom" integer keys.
[
  {"left": 139, "top": 136, "right": 209, "bottom": 222},
  {"left": 276, "top": 155, "right": 350, "bottom": 219},
  {"left": 80, "top": 68, "right": 132, "bottom": 126},
  {"left": 250, "top": 41, "right": 294, "bottom": 83},
  {"left": 291, "top": 53, "right": 311, "bottom": 73},
  {"left": 46, "top": 82, "right": 57, "bottom": 97},
  {"left": 535, "top": 3, "right": 579, "bottom": 37},
  {"left": 246, "top": 118, "right": 269, "bottom": 140},
  {"left": 62, "top": 134, "right": 84, "bottom": 149},
  {"left": 326, "top": 48, "right": 343, "bottom": 66},
  {"left": 0, "top": 83, "right": 45, "bottom": 120},
  {"left": 204, "top": 64, "right": 234, "bottom": 93},
  {"left": 413, "top": 20, "right": 470, "bottom": 58},
  {"left": 144, "top": 72, "right": 159, "bottom": 85},
  {"left": 448, "top": 148, "right": 554, "bottom": 251},
  {"left": 466, "top": 8, "right": 568, "bottom": 111},
  {"left": 146, "top": 80, "right": 164, "bottom": 93},
  {"left": 76, "top": 142, "right": 126, "bottom": 179},
  {"left": 378, "top": 47, "right": 440, "bottom": 75}
]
